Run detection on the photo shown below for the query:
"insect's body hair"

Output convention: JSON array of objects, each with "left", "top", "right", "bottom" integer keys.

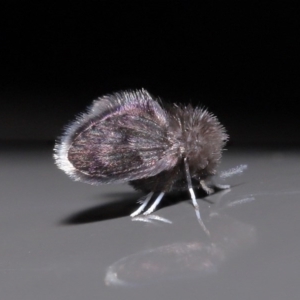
[{"left": 130, "top": 104, "right": 228, "bottom": 193}]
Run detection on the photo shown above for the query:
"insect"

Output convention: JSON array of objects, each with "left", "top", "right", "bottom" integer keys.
[{"left": 54, "top": 89, "right": 232, "bottom": 229}]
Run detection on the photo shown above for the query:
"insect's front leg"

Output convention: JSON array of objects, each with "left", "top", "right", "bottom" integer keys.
[{"left": 199, "top": 179, "right": 214, "bottom": 195}]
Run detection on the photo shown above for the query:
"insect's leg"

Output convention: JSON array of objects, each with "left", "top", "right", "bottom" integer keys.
[
  {"left": 200, "top": 179, "right": 214, "bottom": 195},
  {"left": 139, "top": 167, "right": 179, "bottom": 216},
  {"left": 219, "top": 164, "right": 247, "bottom": 179},
  {"left": 130, "top": 192, "right": 154, "bottom": 217},
  {"left": 184, "top": 158, "right": 210, "bottom": 236},
  {"left": 143, "top": 192, "right": 165, "bottom": 215},
  {"left": 212, "top": 164, "right": 248, "bottom": 189}
]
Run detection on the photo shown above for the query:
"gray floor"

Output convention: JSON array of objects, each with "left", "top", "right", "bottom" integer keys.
[{"left": 1, "top": 144, "right": 300, "bottom": 300}]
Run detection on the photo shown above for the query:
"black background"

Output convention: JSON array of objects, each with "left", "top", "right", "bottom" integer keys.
[{"left": 1, "top": 1, "right": 299, "bottom": 145}]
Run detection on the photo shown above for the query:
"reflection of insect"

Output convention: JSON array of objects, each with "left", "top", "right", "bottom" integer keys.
[
  {"left": 105, "top": 198, "right": 256, "bottom": 287},
  {"left": 54, "top": 89, "right": 238, "bottom": 228}
]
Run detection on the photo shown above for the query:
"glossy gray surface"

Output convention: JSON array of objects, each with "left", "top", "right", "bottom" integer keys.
[{"left": 1, "top": 145, "right": 300, "bottom": 300}]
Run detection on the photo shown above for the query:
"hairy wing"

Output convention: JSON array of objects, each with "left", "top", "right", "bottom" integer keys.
[
  {"left": 54, "top": 90, "right": 178, "bottom": 185},
  {"left": 68, "top": 114, "right": 176, "bottom": 183}
]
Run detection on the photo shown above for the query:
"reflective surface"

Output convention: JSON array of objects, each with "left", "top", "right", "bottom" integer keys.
[{"left": 1, "top": 144, "right": 300, "bottom": 300}]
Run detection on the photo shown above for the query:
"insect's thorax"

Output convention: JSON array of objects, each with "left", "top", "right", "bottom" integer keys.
[{"left": 167, "top": 105, "right": 227, "bottom": 178}]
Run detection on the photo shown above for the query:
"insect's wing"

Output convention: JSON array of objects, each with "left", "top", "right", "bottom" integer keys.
[{"left": 54, "top": 90, "right": 178, "bottom": 184}]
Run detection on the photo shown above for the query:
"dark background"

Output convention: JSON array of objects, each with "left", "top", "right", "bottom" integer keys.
[{"left": 1, "top": 1, "right": 299, "bottom": 145}]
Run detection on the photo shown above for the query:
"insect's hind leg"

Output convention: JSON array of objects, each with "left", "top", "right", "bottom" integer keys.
[
  {"left": 130, "top": 192, "right": 154, "bottom": 217},
  {"left": 143, "top": 192, "right": 165, "bottom": 215},
  {"left": 134, "top": 168, "right": 178, "bottom": 216}
]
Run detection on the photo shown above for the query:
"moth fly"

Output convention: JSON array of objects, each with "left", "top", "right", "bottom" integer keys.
[{"left": 54, "top": 89, "right": 243, "bottom": 231}]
